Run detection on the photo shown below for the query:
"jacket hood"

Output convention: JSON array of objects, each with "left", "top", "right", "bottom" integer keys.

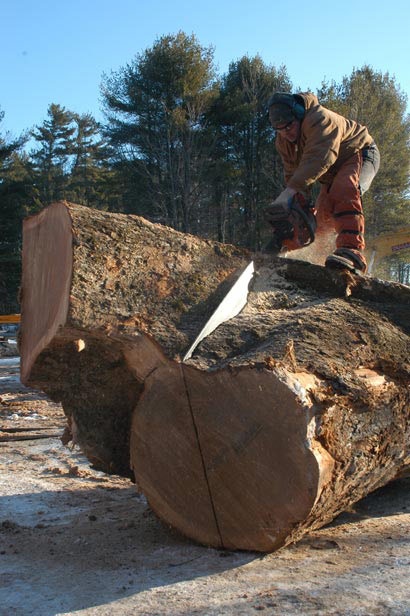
[{"left": 294, "top": 92, "right": 320, "bottom": 112}]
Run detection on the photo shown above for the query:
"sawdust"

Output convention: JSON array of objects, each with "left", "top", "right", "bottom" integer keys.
[{"left": 287, "top": 229, "right": 337, "bottom": 267}]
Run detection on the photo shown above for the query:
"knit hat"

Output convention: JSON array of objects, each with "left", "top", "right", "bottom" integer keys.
[{"left": 268, "top": 103, "right": 295, "bottom": 129}]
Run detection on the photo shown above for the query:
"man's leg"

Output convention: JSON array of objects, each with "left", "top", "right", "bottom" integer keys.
[
  {"left": 325, "top": 152, "right": 368, "bottom": 272},
  {"left": 359, "top": 143, "right": 380, "bottom": 194}
]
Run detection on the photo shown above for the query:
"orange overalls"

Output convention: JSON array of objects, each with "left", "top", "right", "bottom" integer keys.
[
  {"left": 315, "top": 146, "right": 378, "bottom": 269},
  {"left": 316, "top": 151, "right": 364, "bottom": 243}
]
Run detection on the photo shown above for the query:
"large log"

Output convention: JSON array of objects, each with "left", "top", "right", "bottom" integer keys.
[
  {"left": 20, "top": 201, "right": 247, "bottom": 475},
  {"left": 20, "top": 201, "right": 410, "bottom": 551}
]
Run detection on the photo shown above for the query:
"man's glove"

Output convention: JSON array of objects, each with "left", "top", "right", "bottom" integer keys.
[
  {"left": 263, "top": 189, "right": 316, "bottom": 253},
  {"left": 263, "top": 187, "right": 297, "bottom": 224}
]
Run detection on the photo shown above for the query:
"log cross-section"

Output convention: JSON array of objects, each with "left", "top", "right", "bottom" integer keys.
[{"left": 131, "top": 362, "right": 323, "bottom": 551}]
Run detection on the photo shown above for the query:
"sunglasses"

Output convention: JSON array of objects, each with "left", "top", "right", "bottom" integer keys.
[{"left": 273, "top": 119, "right": 295, "bottom": 132}]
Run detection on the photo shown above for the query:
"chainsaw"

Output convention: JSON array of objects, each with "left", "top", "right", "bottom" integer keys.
[{"left": 263, "top": 192, "right": 317, "bottom": 254}]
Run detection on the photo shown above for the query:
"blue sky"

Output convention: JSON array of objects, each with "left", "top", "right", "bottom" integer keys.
[{"left": 2, "top": 0, "right": 410, "bottom": 139}]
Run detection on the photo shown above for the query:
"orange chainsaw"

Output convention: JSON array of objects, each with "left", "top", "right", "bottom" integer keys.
[{"left": 263, "top": 192, "right": 316, "bottom": 254}]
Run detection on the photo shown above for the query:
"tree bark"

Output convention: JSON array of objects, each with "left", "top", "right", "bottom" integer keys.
[
  {"left": 20, "top": 201, "right": 248, "bottom": 475},
  {"left": 20, "top": 201, "right": 410, "bottom": 551}
]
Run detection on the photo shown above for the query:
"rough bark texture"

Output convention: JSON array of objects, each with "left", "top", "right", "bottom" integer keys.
[
  {"left": 20, "top": 202, "right": 249, "bottom": 475},
  {"left": 20, "top": 201, "right": 410, "bottom": 552}
]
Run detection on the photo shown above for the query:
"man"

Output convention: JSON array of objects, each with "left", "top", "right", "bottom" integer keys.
[{"left": 265, "top": 91, "right": 380, "bottom": 273}]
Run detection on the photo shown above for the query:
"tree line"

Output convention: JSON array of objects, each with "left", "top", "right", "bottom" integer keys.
[{"left": 1, "top": 31, "right": 410, "bottom": 310}]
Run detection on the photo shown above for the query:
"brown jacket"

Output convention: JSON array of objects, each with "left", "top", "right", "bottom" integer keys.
[{"left": 276, "top": 92, "right": 374, "bottom": 192}]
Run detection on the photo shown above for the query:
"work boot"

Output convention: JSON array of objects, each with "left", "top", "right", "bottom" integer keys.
[{"left": 325, "top": 248, "right": 367, "bottom": 274}]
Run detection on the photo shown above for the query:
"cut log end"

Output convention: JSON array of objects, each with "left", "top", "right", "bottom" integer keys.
[
  {"left": 130, "top": 362, "right": 324, "bottom": 552},
  {"left": 20, "top": 202, "right": 73, "bottom": 383}
]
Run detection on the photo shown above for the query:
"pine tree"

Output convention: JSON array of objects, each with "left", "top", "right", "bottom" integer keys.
[
  {"left": 68, "top": 113, "right": 112, "bottom": 208},
  {"left": 317, "top": 67, "right": 410, "bottom": 280},
  {"left": 318, "top": 66, "right": 410, "bottom": 237},
  {"left": 101, "top": 31, "right": 219, "bottom": 231},
  {"left": 30, "top": 103, "right": 76, "bottom": 205},
  {"left": 0, "top": 111, "right": 32, "bottom": 311},
  {"left": 205, "top": 56, "right": 292, "bottom": 249}
]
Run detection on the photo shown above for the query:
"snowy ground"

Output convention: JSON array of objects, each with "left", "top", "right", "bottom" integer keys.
[{"left": 1, "top": 344, "right": 410, "bottom": 616}]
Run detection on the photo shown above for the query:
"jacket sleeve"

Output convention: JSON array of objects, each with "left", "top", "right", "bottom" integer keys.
[{"left": 286, "top": 110, "right": 344, "bottom": 192}]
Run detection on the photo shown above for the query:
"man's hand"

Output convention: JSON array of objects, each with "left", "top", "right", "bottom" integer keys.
[
  {"left": 263, "top": 187, "right": 297, "bottom": 224},
  {"left": 273, "top": 187, "right": 297, "bottom": 206}
]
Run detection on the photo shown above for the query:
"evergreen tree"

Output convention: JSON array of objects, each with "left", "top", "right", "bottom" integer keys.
[
  {"left": 101, "top": 31, "right": 219, "bottom": 231},
  {"left": 317, "top": 66, "right": 410, "bottom": 237},
  {"left": 0, "top": 111, "right": 32, "bottom": 311},
  {"left": 205, "top": 56, "right": 292, "bottom": 248},
  {"left": 318, "top": 66, "right": 410, "bottom": 281},
  {"left": 29, "top": 105, "right": 113, "bottom": 210},
  {"left": 30, "top": 103, "right": 75, "bottom": 206},
  {"left": 68, "top": 112, "right": 112, "bottom": 208}
]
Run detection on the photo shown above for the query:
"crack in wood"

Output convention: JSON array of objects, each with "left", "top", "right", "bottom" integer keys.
[{"left": 180, "top": 363, "right": 224, "bottom": 549}]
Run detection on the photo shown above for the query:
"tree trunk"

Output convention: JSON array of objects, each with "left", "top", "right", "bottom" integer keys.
[
  {"left": 20, "top": 201, "right": 248, "bottom": 475},
  {"left": 20, "top": 201, "right": 410, "bottom": 551}
]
